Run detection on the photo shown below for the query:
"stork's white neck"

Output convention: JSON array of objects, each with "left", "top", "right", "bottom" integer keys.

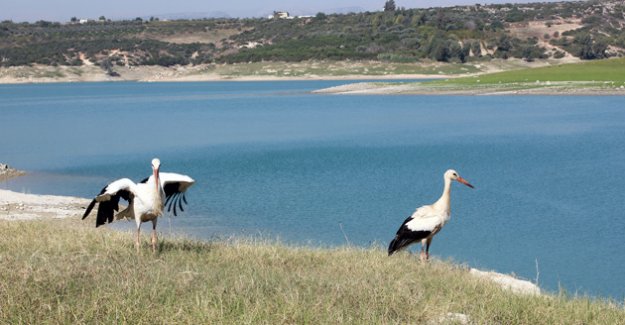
[
  {"left": 152, "top": 171, "right": 164, "bottom": 215},
  {"left": 432, "top": 176, "right": 452, "bottom": 213}
]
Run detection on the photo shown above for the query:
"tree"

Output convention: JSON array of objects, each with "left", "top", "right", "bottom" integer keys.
[
  {"left": 394, "top": 14, "right": 404, "bottom": 26},
  {"left": 384, "top": 0, "right": 396, "bottom": 12},
  {"left": 494, "top": 34, "right": 513, "bottom": 59},
  {"left": 505, "top": 7, "right": 525, "bottom": 22},
  {"left": 575, "top": 34, "right": 606, "bottom": 60},
  {"left": 371, "top": 14, "right": 382, "bottom": 28},
  {"left": 471, "top": 40, "right": 482, "bottom": 57}
]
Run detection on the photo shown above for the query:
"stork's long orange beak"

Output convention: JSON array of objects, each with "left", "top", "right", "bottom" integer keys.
[{"left": 456, "top": 176, "right": 474, "bottom": 189}]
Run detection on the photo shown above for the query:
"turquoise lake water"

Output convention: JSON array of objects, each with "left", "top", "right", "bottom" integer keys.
[{"left": 1, "top": 81, "right": 625, "bottom": 299}]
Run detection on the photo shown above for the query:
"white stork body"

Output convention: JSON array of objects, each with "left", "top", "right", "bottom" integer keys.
[
  {"left": 388, "top": 169, "right": 473, "bottom": 261},
  {"left": 82, "top": 159, "right": 195, "bottom": 252}
]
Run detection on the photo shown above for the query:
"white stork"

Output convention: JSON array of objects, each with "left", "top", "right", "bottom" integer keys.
[
  {"left": 82, "top": 158, "right": 195, "bottom": 252},
  {"left": 388, "top": 169, "right": 474, "bottom": 261}
]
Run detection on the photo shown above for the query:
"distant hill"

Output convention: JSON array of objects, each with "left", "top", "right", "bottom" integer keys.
[
  {"left": 151, "top": 11, "right": 232, "bottom": 20},
  {"left": 325, "top": 7, "right": 368, "bottom": 15},
  {"left": 0, "top": 0, "right": 623, "bottom": 71}
]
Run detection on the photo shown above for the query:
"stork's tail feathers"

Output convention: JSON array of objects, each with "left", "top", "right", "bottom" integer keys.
[{"left": 388, "top": 236, "right": 408, "bottom": 256}]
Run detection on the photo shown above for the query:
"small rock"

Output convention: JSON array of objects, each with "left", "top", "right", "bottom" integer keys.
[
  {"left": 470, "top": 268, "right": 541, "bottom": 295},
  {"left": 434, "top": 312, "right": 470, "bottom": 325}
]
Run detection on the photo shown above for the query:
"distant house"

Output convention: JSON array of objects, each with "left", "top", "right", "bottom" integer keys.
[
  {"left": 269, "top": 11, "right": 292, "bottom": 19},
  {"left": 240, "top": 41, "right": 261, "bottom": 49}
]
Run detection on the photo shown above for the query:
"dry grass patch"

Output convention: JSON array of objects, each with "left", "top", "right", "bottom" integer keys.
[{"left": 0, "top": 219, "right": 623, "bottom": 323}]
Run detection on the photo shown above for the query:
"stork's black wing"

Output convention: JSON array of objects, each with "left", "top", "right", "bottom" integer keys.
[
  {"left": 82, "top": 178, "right": 135, "bottom": 227},
  {"left": 140, "top": 172, "right": 196, "bottom": 217}
]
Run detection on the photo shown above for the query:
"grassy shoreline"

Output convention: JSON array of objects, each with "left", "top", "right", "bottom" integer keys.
[
  {"left": 315, "top": 58, "right": 625, "bottom": 95},
  {"left": 1, "top": 219, "right": 623, "bottom": 323}
]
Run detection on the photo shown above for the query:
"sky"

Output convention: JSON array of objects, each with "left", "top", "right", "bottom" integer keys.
[{"left": 3, "top": 0, "right": 555, "bottom": 22}]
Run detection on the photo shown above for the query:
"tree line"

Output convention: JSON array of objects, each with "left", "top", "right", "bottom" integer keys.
[{"left": 0, "top": 0, "right": 623, "bottom": 69}]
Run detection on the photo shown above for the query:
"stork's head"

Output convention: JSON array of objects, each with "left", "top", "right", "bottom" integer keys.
[
  {"left": 151, "top": 158, "right": 161, "bottom": 172},
  {"left": 445, "top": 169, "right": 474, "bottom": 189},
  {"left": 151, "top": 158, "right": 161, "bottom": 191}
]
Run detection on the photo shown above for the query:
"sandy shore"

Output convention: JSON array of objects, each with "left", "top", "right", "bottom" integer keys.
[
  {"left": 0, "top": 189, "right": 89, "bottom": 221},
  {"left": 314, "top": 81, "right": 625, "bottom": 96},
  {"left": 0, "top": 58, "right": 572, "bottom": 85},
  {"left": 0, "top": 64, "right": 454, "bottom": 84}
]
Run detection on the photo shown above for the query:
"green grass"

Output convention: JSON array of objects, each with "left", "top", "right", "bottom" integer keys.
[
  {"left": 1, "top": 220, "right": 624, "bottom": 323},
  {"left": 437, "top": 58, "right": 625, "bottom": 85}
]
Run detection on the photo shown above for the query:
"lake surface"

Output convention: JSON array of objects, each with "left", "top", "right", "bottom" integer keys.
[{"left": 1, "top": 81, "right": 625, "bottom": 300}]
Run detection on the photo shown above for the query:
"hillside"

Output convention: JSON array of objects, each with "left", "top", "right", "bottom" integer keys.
[{"left": 0, "top": 0, "right": 623, "bottom": 80}]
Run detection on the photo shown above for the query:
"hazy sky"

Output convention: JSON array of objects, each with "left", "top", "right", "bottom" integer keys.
[{"left": 3, "top": 0, "right": 553, "bottom": 22}]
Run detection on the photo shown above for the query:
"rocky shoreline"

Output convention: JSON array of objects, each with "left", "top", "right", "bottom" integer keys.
[{"left": 0, "top": 163, "right": 25, "bottom": 180}]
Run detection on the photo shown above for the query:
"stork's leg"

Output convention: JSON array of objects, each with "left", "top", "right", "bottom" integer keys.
[
  {"left": 424, "top": 237, "right": 433, "bottom": 260},
  {"left": 135, "top": 225, "right": 141, "bottom": 252},
  {"left": 419, "top": 238, "right": 428, "bottom": 262},
  {"left": 151, "top": 219, "right": 158, "bottom": 253}
]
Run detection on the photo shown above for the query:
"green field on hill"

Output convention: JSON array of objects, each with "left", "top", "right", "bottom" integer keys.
[
  {"left": 1, "top": 220, "right": 623, "bottom": 324},
  {"left": 439, "top": 57, "right": 625, "bottom": 85}
]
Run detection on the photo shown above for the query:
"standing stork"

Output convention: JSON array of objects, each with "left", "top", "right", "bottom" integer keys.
[
  {"left": 82, "top": 158, "right": 195, "bottom": 252},
  {"left": 388, "top": 169, "right": 474, "bottom": 261}
]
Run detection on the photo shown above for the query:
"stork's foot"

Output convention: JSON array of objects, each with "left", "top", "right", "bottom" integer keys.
[{"left": 420, "top": 251, "right": 429, "bottom": 262}]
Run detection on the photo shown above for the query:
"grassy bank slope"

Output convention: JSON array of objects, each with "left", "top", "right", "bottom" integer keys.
[
  {"left": 1, "top": 220, "right": 623, "bottom": 323},
  {"left": 443, "top": 57, "right": 625, "bottom": 85},
  {"left": 316, "top": 58, "right": 625, "bottom": 95}
]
